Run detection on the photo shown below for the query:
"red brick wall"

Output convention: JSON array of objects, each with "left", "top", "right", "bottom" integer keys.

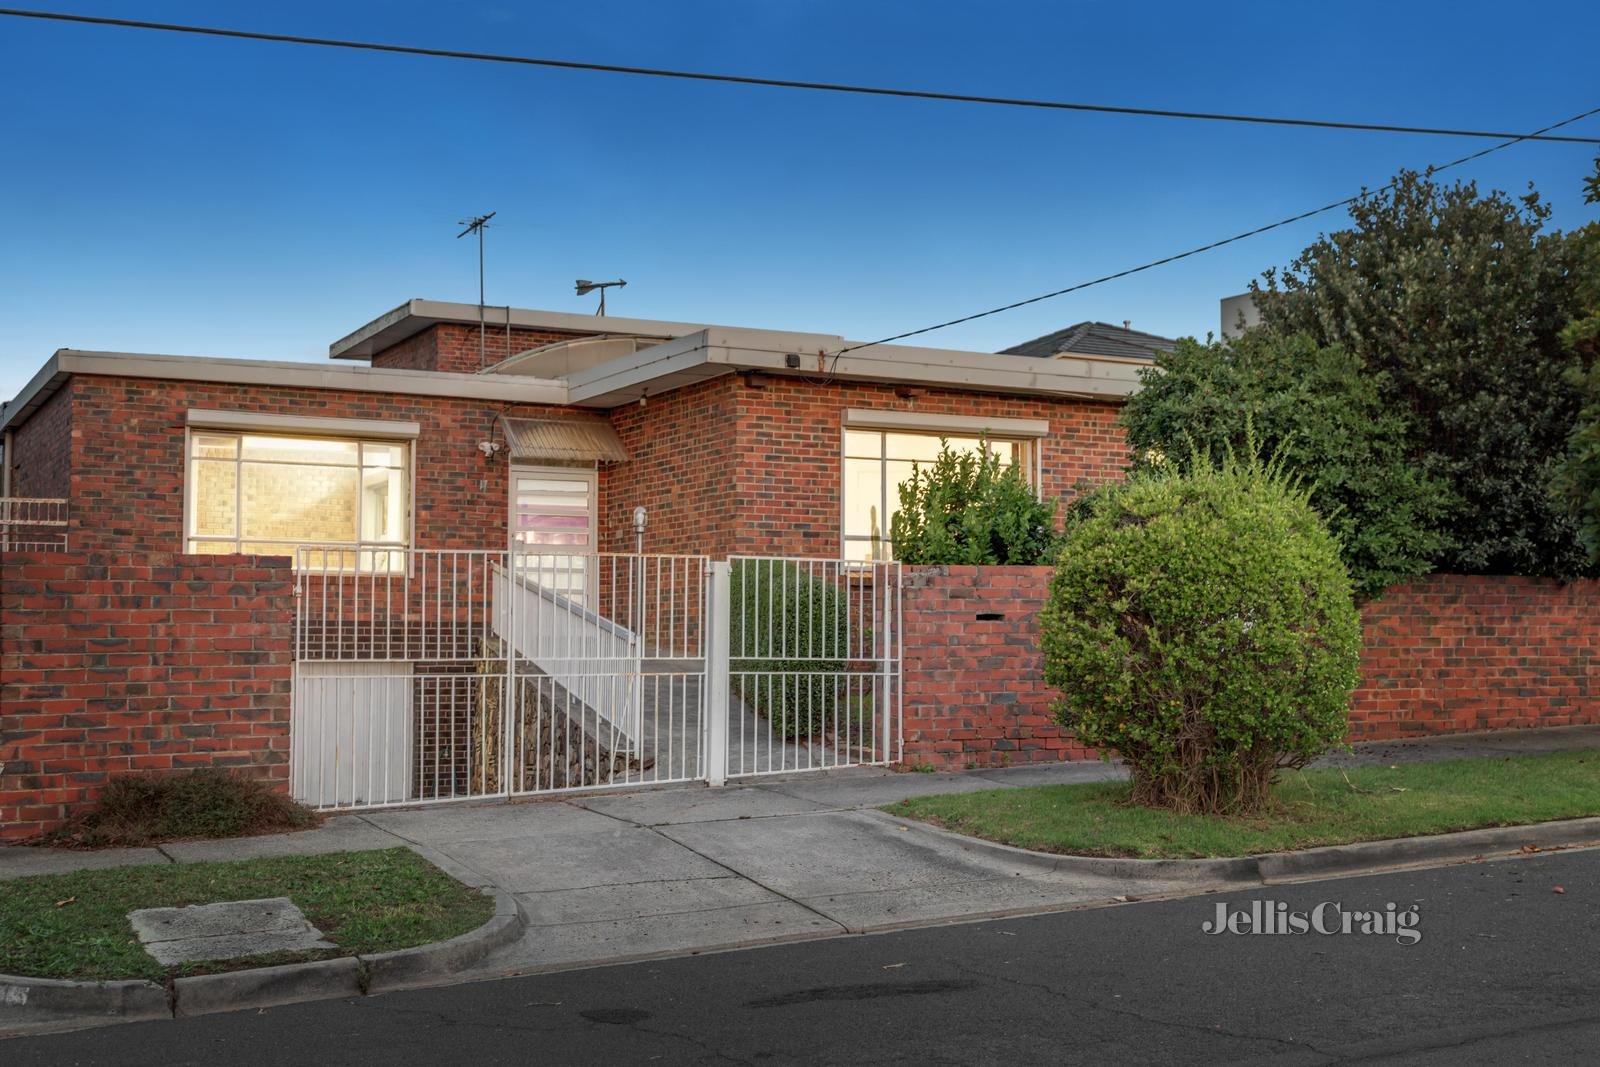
[
  {"left": 731, "top": 378, "right": 1128, "bottom": 557},
  {"left": 0, "top": 551, "right": 294, "bottom": 840},
  {"left": 371, "top": 322, "right": 604, "bottom": 374},
  {"left": 899, "top": 568, "right": 1600, "bottom": 769},
  {"left": 56, "top": 374, "right": 584, "bottom": 555},
  {"left": 605, "top": 376, "right": 742, "bottom": 557},
  {"left": 5, "top": 378, "right": 73, "bottom": 500},
  {"left": 900, "top": 566, "right": 1093, "bottom": 769},
  {"left": 17, "top": 370, "right": 1130, "bottom": 562},
  {"left": 1351, "top": 575, "right": 1599, "bottom": 739}
]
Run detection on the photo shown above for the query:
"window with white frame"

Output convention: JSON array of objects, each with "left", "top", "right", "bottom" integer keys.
[
  {"left": 842, "top": 428, "right": 1031, "bottom": 561},
  {"left": 185, "top": 431, "right": 410, "bottom": 571}
]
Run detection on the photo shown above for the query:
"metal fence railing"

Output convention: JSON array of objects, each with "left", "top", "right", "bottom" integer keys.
[
  {"left": 290, "top": 546, "right": 711, "bottom": 810},
  {"left": 723, "top": 557, "right": 902, "bottom": 778},
  {"left": 289, "top": 548, "right": 900, "bottom": 811},
  {"left": 0, "top": 497, "right": 68, "bottom": 553}
]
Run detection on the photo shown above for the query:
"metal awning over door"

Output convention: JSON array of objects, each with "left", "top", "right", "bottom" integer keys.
[{"left": 499, "top": 416, "right": 629, "bottom": 463}]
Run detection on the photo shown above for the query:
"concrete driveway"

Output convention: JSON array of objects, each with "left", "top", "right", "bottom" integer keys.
[{"left": 353, "top": 760, "right": 1187, "bottom": 978}]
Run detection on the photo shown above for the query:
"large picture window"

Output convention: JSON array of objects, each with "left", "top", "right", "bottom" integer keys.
[
  {"left": 186, "top": 431, "right": 410, "bottom": 570},
  {"left": 842, "top": 428, "right": 1030, "bottom": 561}
]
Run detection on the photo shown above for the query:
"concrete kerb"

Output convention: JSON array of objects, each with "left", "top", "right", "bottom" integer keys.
[
  {"left": 875, "top": 810, "right": 1600, "bottom": 885},
  {"left": 361, "top": 888, "right": 524, "bottom": 994},
  {"left": 0, "top": 886, "right": 525, "bottom": 1029},
  {"left": 0, "top": 976, "right": 170, "bottom": 1029}
]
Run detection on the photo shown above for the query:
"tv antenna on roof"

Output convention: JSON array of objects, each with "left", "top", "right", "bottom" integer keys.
[
  {"left": 457, "top": 212, "right": 496, "bottom": 368},
  {"left": 575, "top": 278, "right": 626, "bottom": 316}
]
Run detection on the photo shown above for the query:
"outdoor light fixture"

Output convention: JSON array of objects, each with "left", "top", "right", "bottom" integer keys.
[{"left": 575, "top": 278, "right": 626, "bottom": 315}]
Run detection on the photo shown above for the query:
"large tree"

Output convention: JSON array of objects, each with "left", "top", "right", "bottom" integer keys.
[
  {"left": 1253, "top": 169, "right": 1589, "bottom": 577},
  {"left": 1551, "top": 155, "right": 1600, "bottom": 565},
  {"left": 1120, "top": 331, "right": 1452, "bottom": 599}
]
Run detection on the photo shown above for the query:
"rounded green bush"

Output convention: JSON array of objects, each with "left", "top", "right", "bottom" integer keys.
[{"left": 1040, "top": 456, "right": 1361, "bottom": 814}]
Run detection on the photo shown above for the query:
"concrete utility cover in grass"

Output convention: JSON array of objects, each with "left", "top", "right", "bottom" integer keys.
[{"left": 128, "top": 897, "right": 334, "bottom": 966}]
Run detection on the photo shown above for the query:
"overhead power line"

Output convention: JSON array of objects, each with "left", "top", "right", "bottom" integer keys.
[
  {"left": 2, "top": 7, "right": 1599, "bottom": 145},
  {"left": 829, "top": 103, "right": 1600, "bottom": 360}
]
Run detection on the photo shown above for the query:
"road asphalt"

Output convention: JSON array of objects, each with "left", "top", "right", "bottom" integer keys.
[{"left": 4, "top": 846, "right": 1595, "bottom": 1064}]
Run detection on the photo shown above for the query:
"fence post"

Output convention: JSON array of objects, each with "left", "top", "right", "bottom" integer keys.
[
  {"left": 880, "top": 564, "right": 894, "bottom": 763},
  {"left": 706, "top": 560, "right": 731, "bottom": 787}
]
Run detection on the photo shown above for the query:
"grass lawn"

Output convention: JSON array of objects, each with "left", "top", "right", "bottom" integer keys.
[
  {"left": 0, "top": 847, "right": 493, "bottom": 982},
  {"left": 890, "top": 751, "right": 1600, "bottom": 859}
]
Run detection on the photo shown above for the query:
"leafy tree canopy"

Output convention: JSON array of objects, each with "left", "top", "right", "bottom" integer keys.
[
  {"left": 1120, "top": 331, "right": 1453, "bottom": 598},
  {"left": 1252, "top": 169, "right": 1589, "bottom": 577},
  {"left": 1552, "top": 154, "right": 1600, "bottom": 565}
]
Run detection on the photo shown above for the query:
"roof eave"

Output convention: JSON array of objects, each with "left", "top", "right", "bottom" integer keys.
[
  {"left": 3, "top": 350, "right": 569, "bottom": 426},
  {"left": 0, "top": 352, "right": 67, "bottom": 434},
  {"left": 328, "top": 299, "right": 715, "bottom": 360},
  {"left": 562, "top": 328, "right": 1143, "bottom": 408}
]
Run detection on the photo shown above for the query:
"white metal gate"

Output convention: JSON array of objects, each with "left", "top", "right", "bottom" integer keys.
[
  {"left": 716, "top": 557, "right": 901, "bottom": 779},
  {"left": 290, "top": 550, "right": 899, "bottom": 810}
]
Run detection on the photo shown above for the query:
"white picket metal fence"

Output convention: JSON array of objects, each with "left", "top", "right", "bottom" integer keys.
[{"left": 290, "top": 548, "right": 899, "bottom": 811}]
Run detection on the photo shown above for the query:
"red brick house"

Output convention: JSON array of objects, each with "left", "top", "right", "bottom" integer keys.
[
  {"left": 0, "top": 300, "right": 1161, "bottom": 833},
  {"left": 1, "top": 300, "right": 1151, "bottom": 561},
  {"left": 2, "top": 301, "right": 1595, "bottom": 838}
]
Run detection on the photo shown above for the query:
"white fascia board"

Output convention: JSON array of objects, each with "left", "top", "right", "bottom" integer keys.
[
  {"left": 843, "top": 409, "right": 1051, "bottom": 437},
  {"left": 562, "top": 331, "right": 721, "bottom": 404},
  {"left": 329, "top": 298, "right": 720, "bottom": 360},
  {"left": 560, "top": 325, "right": 1145, "bottom": 407},
  {"left": 187, "top": 408, "right": 422, "bottom": 439},
  {"left": 408, "top": 300, "right": 712, "bottom": 342},
  {"left": 51, "top": 350, "right": 570, "bottom": 405},
  {"left": 703, "top": 331, "right": 1143, "bottom": 400}
]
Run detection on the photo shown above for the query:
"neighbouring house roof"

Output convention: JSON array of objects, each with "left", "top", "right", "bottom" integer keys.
[
  {"left": 500, "top": 416, "right": 630, "bottom": 463},
  {"left": 1002, "top": 321, "right": 1178, "bottom": 361}
]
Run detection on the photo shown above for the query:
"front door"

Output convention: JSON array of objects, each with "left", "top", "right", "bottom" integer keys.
[{"left": 509, "top": 466, "right": 597, "bottom": 604}]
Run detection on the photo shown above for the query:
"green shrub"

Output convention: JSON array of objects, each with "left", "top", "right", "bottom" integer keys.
[
  {"left": 39, "top": 770, "right": 319, "bottom": 849},
  {"left": 1039, "top": 454, "right": 1361, "bottom": 815},
  {"left": 890, "top": 440, "right": 1058, "bottom": 565},
  {"left": 1120, "top": 331, "right": 1454, "bottom": 599},
  {"left": 730, "top": 559, "right": 852, "bottom": 738}
]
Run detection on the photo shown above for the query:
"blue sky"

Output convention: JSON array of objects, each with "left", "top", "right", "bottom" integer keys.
[{"left": 2, "top": 1, "right": 1597, "bottom": 398}]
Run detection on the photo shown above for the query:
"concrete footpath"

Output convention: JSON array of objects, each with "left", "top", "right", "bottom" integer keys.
[{"left": 5, "top": 724, "right": 1599, "bottom": 988}]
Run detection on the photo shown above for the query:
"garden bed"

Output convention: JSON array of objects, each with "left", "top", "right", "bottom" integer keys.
[{"left": 890, "top": 751, "right": 1600, "bottom": 859}]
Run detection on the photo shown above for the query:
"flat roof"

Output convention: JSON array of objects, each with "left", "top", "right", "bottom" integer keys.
[
  {"left": 4, "top": 308, "right": 1152, "bottom": 435},
  {"left": 329, "top": 298, "right": 718, "bottom": 360},
  {"left": 0, "top": 350, "right": 568, "bottom": 434}
]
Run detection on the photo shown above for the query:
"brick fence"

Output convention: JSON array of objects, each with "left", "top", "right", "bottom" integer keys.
[
  {"left": 899, "top": 566, "right": 1600, "bottom": 770},
  {"left": 900, "top": 565, "right": 1094, "bottom": 768},
  {"left": 0, "top": 552, "right": 293, "bottom": 840},
  {"left": 1350, "top": 575, "right": 1598, "bottom": 738},
  {"left": 2, "top": 556, "right": 1594, "bottom": 835}
]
